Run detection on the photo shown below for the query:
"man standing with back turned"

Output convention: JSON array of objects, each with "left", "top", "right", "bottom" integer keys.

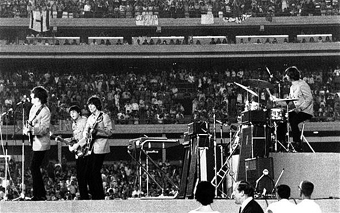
[{"left": 296, "top": 180, "right": 322, "bottom": 213}]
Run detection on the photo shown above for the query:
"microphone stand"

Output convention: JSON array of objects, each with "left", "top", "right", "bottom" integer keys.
[
  {"left": 11, "top": 100, "right": 28, "bottom": 201},
  {"left": 0, "top": 108, "right": 12, "bottom": 201},
  {"left": 20, "top": 101, "right": 27, "bottom": 200},
  {"left": 266, "top": 66, "right": 282, "bottom": 98}
]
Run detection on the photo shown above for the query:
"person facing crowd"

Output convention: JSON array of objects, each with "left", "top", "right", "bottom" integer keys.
[
  {"left": 265, "top": 184, "right": 297, "bottom": 213},
  {"left": 23, "top": 85, "right": 51, "bottom": 201},
  {"left": 82, "top": 95, "right": 114, "bottom": 199},
  {"left": 233, "top": 180, "right": 264, "bottom": 213},
  {"left": 296, "top": 180, "right": 322, "bottom": 213},
  {"left": 188, "top": 181, "right": 221, "bottom": 213},
  {"left": 56, "top": 105, "right": 89, "bottom": 199}
]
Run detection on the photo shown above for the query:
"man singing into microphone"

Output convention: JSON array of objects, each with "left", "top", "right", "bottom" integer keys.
[
  {"left": 23, "top": 86, "right": 51, "bottom": 201},
  {"left": 272, "top": 66, "right": 313, "bottom": 152}
]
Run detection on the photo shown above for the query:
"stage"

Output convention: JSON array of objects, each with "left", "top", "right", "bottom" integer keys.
[
  {"left": 0, "top": 198, "right": 339, "bottom": 213},
  {"left": 0, "top": 152, "right": 339, "bottom": 213}
]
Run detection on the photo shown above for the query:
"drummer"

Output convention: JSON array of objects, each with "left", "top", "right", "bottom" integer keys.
[{"left": 270, "top": 66, "right": 313, "bottom": 152}]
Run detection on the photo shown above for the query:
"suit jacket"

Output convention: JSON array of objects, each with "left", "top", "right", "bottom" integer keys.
[
  {"left": 29, "top": 104, "right": 51, "bottom": 151},
  {"left": 242, "top": 199, "right": 264, "bottom": 213},
  {"left": 83, "top": 111, "right": 114, "bottom": 154}
]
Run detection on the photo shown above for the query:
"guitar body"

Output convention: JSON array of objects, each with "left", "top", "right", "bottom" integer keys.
[
  {"left": 82, "top": 113, "right": 103, "bottom": 156},
  {"left": 26, "top": 121, "right": 34, "bottom": 146},
  {"left": 82, "top": 129, "right": 95, "bottom": 157}
]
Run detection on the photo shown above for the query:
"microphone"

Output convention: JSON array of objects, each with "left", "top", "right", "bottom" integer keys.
[{"left": 16, "top": 96, "right": 30, "bottom": 106}]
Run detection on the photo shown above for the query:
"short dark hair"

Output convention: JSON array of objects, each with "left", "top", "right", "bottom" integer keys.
[
  {"left": 237, "top": 181, "right": 255, "bottom": 197},
  {"left": 87, "top": 95, "right": 102, "bottom": 110},
  {"left": 69, "top": 105, "right": 82, "bottom": 115},
  {"left": 31, "top": 86, "right": 48, "bottom": 104},
  {"left": 276, "top": 184, "right": 290, "bottom": 199},
  {"left": 300, "top": 181, "right": 314, "bottom": 197},
  {"left": 285, "top": 66, "right": 300, "bottom": 81},
  {"left": 195, "top": 181, "right": 215, "bottom": 206}
]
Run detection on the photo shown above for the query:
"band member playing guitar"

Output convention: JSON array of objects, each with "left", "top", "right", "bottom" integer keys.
[
  {"left": 54, "top": 105, "right": 89, "bottom": 200},
  {"left": 23, "top": 86, "right": 51, "bottom": 201},
  {"left": 270, "top": 66, "right": 313, "bottom": 152},
  {"left": 82, "top": 96, "right": 114, "bottom": 200}
]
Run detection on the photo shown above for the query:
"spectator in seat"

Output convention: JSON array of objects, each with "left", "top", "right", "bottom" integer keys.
[
  {"left": 105, "top": 39, "right": 111, "bottom": 45},
  {"left": 64, "top": 39, "right": 71, "bottom": 45},
  {"left": 71, "top": 39, "right": 78, "bottom": 45}
]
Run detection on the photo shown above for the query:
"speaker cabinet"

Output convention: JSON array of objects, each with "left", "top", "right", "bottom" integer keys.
[
  {"left": 245, "top": 157, "right": 274, "bottom": 194},
  {"left": 241, "top": 124, "right": 269, "bottom": 158}
]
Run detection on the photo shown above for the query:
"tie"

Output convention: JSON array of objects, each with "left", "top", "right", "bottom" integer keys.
[{"left": 239, "top": 207, "right": 242, "bottom": 213}]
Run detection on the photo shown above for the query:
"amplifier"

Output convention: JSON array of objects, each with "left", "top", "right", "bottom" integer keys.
[
  {"left": 241, "top": 110, "right": 267, "bottom": 124},
  {"left": 188, "top": 121, "right": 209, "bottom": 135},
  {"left": 245, "top": 157, "right": 274, "bottom": 194}
]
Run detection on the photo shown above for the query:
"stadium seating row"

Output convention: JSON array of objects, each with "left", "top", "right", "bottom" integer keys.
[{"left": 19, "top": 34, "right": 333, "bottom": 45}]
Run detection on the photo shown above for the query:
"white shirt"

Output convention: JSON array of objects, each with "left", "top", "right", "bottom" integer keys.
[
  {"left": 296, "top": 199, "right": 322, "bottom": 213},
  {"left": 265, "top": 199, "right": 297, "bottom": 213}
]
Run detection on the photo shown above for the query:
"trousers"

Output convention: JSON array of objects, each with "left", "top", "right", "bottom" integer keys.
[{"left": 30, "top": 151, "right": 46, "bottom": 198}]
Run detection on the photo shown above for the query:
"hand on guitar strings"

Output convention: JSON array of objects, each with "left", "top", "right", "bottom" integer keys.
[{"left": 69, "top": 143, "right": 79, "bottom": 152}]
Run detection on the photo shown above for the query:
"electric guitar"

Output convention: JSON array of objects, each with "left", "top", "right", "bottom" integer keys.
[
  {"left": 50, "top": 133, "right": 84, "bottom": 158},
  {"left": 82, "top": 112, "right": 103, "bottom": 156},
  {"left": 25, "top": 121, "right": 34, "bottom": 145}
]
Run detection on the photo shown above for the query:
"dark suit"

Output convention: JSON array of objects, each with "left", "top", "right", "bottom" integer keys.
[{"left": 242, "top": 199, "right": 264, "bottom": 213}]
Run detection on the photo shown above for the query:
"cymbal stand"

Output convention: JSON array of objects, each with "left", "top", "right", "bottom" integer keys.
[
  {"left": 0, "top": 109, "right": 12, "bottom": 201},
  {"left": 212, "top": 109, "right": 218, "bottom": 196},
  {"left": 272, "top": 120, "right": 289, "bottom": 152},
  {"left": 216, "top": 120, "right": 226, "bottom": 197},
  {"left": 285, "top": 101, "right": 296, "bottom": 152}
]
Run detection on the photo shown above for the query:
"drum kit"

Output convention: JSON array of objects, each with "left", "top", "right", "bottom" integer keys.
[{"left": 235, "top": 79, "right": 298, "bottom": 152}]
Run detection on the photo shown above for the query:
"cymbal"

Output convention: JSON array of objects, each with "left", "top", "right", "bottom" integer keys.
[
  {"left": 273, "top": 98, "right": 299, "bottom": 102},
  {"left": 243, "top": 79, "right": 273, "bottom": 89},
  {"left": 234, "top": 82, "right": 258, "bottom": 97}
]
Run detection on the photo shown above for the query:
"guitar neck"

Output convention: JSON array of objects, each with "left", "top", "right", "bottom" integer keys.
[{"left": 50, "top": 134, "right": 74, "bottom": 146}]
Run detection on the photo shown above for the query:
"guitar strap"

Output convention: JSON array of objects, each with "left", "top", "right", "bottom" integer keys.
[
  {"left": 88, "top": 112, "right": 103, "bottom": 151},
  {"left": 28, "top": 105, "right": 45, "bottom": 125}
]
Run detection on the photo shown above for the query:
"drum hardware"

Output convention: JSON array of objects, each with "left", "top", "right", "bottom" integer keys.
[
  {"left": 272, "top": 98, "right": 300, "bottom": 152},
  {"left": 266, "top": 88, "right": 298, "bottom": 153},
  {"left": 243, "top": 79, "right": 274, "bottom": 89},
  {"left": 234, "top": 82, "right": 258, "bottom": 112}
]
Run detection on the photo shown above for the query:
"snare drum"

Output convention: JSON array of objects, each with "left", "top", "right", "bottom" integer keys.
[{"left": 270, "top": 108, "right": 285, "bottom": 121}]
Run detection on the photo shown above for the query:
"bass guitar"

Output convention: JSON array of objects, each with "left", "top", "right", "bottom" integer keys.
[{"left": 50, "top": 133, "right": 84, "bottom": 158}]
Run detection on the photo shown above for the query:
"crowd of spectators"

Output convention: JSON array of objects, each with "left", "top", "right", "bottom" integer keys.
[
  {"left": 13, "top": 33, "right": 334, "bottom": 46},
  {"left": 0, "top": 158, "right": 181, "bottom": 200},
  {"left": 0, "top": 64, "right": 339, "bottom": 201},
  {"left": 1, "top": 63, "right": 340, "bottom": 125},
  {"left": 0, "top": 0, "right": 339, "bottom": 19}
]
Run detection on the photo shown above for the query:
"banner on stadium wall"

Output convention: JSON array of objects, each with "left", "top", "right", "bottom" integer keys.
[
  {"left": 201, "top": 13, "right": 214, "bottom": 24},
  {"left": 222, "top": 14, "right": 251, "bottom": 24},
  {"left": 135, "top": 14, "right": 158, "bottom": 26},
  {"left": 29, "top": 10, "right": 50, "bottom": 32}
]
